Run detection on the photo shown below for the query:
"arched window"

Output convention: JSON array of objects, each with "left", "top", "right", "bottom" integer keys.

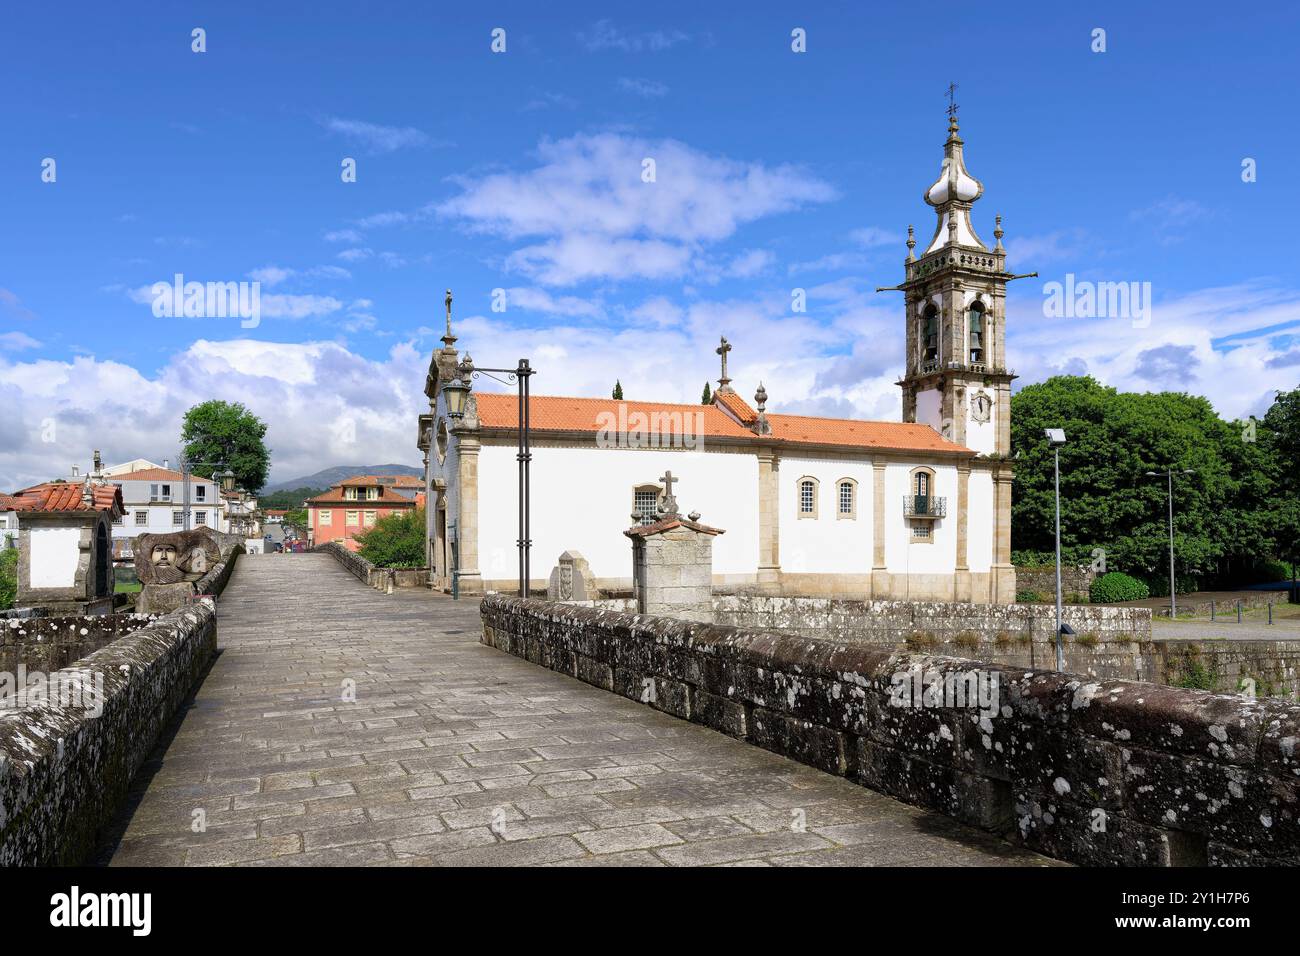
[
  {"left": 968, "top": 300, "right": 985, "bottom": 365},
  {"left": 836, "top": 478, "right": 857, "bottom": 519},
  {"left": 797, "top": 477, "right": 819, "bottom": 519},
  {"left": 922, "top": 303, "right": 940, "bottom": 364}
]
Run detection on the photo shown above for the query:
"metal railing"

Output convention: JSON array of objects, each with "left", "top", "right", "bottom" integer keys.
[{"left": 903, "top": 495, "right": 947, "bottom": 518}]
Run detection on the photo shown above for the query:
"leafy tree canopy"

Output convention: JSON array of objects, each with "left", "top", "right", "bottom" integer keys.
[
  {"left": 355, "top": 508, "right": 426, "bottom": 568},
  {"left": 181, "top": 400, "right": 271, "bottom": 494},
  {"left": 1011, "top": 375, "right": 1297, "bottom": 588}
]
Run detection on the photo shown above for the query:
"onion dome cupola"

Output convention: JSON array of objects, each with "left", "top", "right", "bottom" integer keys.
[{"left": 922, "top": 114, "right": 987, "bottom": 255}]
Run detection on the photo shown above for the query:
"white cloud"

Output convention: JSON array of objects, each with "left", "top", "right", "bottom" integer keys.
[
  {"left": 438, "top": 132, "right": 834, "bottom": 286},
  {"left": 0, "top": 331, "right": 41, "bottom": 351},
  {"left": 337, "top": 247, "right": 373, "bottom": 262},
  {"left": 578, "top": 20, "right": 690, "bottom": 52},
  {"left": 318, "top": 116, "right": 436, "bottom": 154},
  {"left": 247, "top": 265, "right": 294, "bottom": 286},
  {"left": 324, "top": 229, "right": 363, "bottom": 243},
  {"left": 0, "top": 339, "right": 428, "bottom": 491},
  {"left": 502, "top": 287, "right": 603, "bottom": 318},
  {"left": 617, "top": 77, "right": 669, "bottom": 98},
  {"left": 848, "top": 226, "right": 898, "bottom": 248}
]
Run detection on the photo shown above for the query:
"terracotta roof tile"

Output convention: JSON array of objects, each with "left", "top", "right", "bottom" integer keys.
[
  {"left": 102, "top": 467, "right": 201, "bottom": 482},
  {"left": 473, "top": 393, "right": 972, "bottom": 455},
  {"left": 10, "top": 481, "right": 125, "bottom": 516},
  {"left": 712, "top": 390, "right": 758, "bottom": 424}
]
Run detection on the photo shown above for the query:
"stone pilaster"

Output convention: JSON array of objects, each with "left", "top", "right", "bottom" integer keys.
[
  {"left": 455, "top": 434, "right": 482, "bottom": 594},
  {"left": 870, "top": 461, "right": 888, "bottom": 598},
  {"left": 756, "top": 449, "right": 780, "bottom": 591},
  {"left": 991, "top": 465, "right": 1016, "bottom": 603},
  {"left": 954, "top": 462, "right": 972, "bottom": 602}
]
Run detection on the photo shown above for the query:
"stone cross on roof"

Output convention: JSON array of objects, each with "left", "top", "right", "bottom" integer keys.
[
  {"left": 658, "top": 470, "right": 679, "bottom": 516},
  {"left": 442, "top": 288, "right": 457, "bottom": 349},
  {"left": 716, "top": 336, "right": 733, "bottom": 394}
]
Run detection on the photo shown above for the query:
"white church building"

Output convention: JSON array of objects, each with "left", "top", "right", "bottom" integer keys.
[{"left": 419, "top": 113, "right": 1020, "bottom": 604}]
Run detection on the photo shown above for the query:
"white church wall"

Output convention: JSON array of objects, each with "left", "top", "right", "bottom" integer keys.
[
  {"left": 477, "top": 444, "right": 758, "bottom": 582},
  {"left": 915, "top": 388, "right": 942, "bottom": 434},
  {"left": 778, "top": 456, "right": 874, "bottom": 574},
  {"left": 29, "top": 526, "right": 80, "bottom": 588},
  {"left": 883, "top": 462, "right": 958, "bottom": 575},
  {"left": 966, "top": 469, "right": 994, "bottom": 573},
  {"left": 965, "top": 398, "right": 997, "bottom": 454}
]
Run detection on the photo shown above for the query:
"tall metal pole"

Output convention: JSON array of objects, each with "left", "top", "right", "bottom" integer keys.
[
  {"left": 1054, "top": 447, "right": 1064, "bottom": 672},
  {"left": 521, "top": 359, "right": 531, "bottom": 597},
  {"left": 1167, "top": 470, "right": 1177, "bottom": 618},
  {"left": 182, "top": 455, "right": 192, "bottom": 531}
]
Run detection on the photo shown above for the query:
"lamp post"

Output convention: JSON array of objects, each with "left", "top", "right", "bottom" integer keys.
[
  {"left": 179, "top": 456, "right": 235, "bottom": 531},
  {"left": 1145, "top": 468, "right": 1195, "bottom": 618},
  {"left": 444, "top": 353, "right": 535, "bottom": 598},
  {"left": 1045, "top": 428, "right": 1067, "bottom": 671}
]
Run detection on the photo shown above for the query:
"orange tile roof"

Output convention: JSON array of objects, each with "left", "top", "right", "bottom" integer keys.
[
  {"left": 336, "top": 474, "right": 423, "bottom": 487},
  {"left": 106, "top": 467, "right": 216, "bottom": 483},
  {"left": 0, "top": 493, "right": 20, "bottom": 511},
  {"left": 712, "top": 390, "right": 758, "bottom": 424},
  {"left": 473, "top": 392, "right": 972, "bottom": 455},
  {"left": 10, "top": 481, "right": 125, "bottom": 516}
]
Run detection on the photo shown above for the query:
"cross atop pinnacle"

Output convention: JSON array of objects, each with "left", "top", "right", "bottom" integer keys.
[
  {"left": 441, "top": 288, "right": 457, "bottom": 350},
  {"left": 945, "top": 82, "right": 959, "bottom": 121},
  {"left": 658, "top": 470, "right": 679, "bottom": 516},
  {"left": 715, "top": 335, "right": 733, "bottom": 394}
]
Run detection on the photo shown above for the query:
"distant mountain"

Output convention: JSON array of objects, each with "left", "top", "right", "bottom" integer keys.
[{"left": 263, "top": 464, "right": 423, "bottom": 494}]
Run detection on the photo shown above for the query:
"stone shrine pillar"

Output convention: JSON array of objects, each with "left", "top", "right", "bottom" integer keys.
[
  {"left": 547, "top": 550, "right": 593, "bottom": 602},
  {"left": 623, "top": 470, "right": 723, "bottom": 623}
]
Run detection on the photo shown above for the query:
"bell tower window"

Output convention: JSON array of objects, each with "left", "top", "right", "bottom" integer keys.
[
  {"left": 968, "top": 301, "right": 985, "bottom": 366},
  {"left": 922, "top": 303, "right": 939, "bottom": 367}
]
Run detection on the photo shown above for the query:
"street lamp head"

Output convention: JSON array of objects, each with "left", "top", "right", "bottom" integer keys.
[
  {"left": 218, "top": 468, "right": 236, "bottom": 492},
  {"left": 1145, "top": 471, "right": 1158, "bottom": 477},
  {"left": 1183, "top": 469, "right": 1196, "bottom": 475},
  {"left": 1044, "top": 428, "right": 1066, "bottom": 445},
  {"left": 443, "top": 356, "right": 472, "bottom": 420}
]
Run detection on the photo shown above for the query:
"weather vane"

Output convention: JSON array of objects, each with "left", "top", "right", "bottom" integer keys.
[{"left": 946, "top": 82, "right": 959, "bottom": 119}]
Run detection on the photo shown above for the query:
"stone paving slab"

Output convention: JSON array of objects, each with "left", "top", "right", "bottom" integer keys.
[{"left": 98, "top": 554, "right": 1061, "bottom": 867}]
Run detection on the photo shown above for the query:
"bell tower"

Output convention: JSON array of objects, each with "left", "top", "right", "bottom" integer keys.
[{"left": 887, "top": 94, "right": 1031, "bottom": 456}]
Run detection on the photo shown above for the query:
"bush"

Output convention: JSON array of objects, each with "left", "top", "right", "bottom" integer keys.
[
  {"left": 1016, "top": 589, "right": 1047, "bottom": 603},
  {"left": 1259, "top": 559, "right": 1295, "bottom": 583},
  {"left": 0, "top": 548, "right": 16, "bottom": 610},
  {"left": 355, "top": 508, "right": 426, "bottom": 569},
  {"left": 1090, "top": 571, "right": 1150, "bottom": 603}
]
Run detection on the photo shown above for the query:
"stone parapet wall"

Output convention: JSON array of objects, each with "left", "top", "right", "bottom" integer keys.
[
  {"left": 312, "top": 541, "right": 427, "bottom": 591},
  {"left": 0, "top": 600, "right": 218, "bottom": 865},
  {"left": 713, "top": 594, "right": 1149, "bottom": 642},
  {"left": 480, "top": 596, "right": 1300, "bottom": 866},
  {"left": 1015, "top": 564, "right": 1096, "bottom": 600},
  {"left": 1, "top": 612, "right": 161, "bottom": 673}
]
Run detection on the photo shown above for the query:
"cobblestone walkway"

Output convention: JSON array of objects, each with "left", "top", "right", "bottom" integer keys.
[{"left": 100, "top": 554, "right": 1057, "bottom": 867}]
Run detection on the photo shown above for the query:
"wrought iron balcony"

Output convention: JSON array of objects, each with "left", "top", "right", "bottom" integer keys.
[{"left": 903, "top": 495, "right": 947, "bottom": 519}]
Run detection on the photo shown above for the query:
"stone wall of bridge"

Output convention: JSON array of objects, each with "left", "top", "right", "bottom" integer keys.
[
  {"left": 0, "top": 600, "right": 218, "bottom": 865},
  {"left": 312, "top": 541, "right": 427, "bottom": 592},
  {"left": 480, "top": 595, "right": 1300, "bottom": 867}
]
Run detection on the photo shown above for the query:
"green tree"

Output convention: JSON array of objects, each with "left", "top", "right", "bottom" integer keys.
[
  {"left": 0, "top": 549, "right": 17, "bottom": 610},
  {"left": 612, "top": 380, "right": 624, "bottom": 400},
  {"left": 701, "top": 381, "right": 712, "bottom": 404},
  {"left": 1260, "top": 387, "right": 1300, "bottom": 586},
  {"left": 282, "top": 508, "right": 308, "bottom": 531},
  {"left": 1010, "top": 375, "right": 1257, "bottom": 589},
  {"left": 355, "top": 508, "right": 426, "bottom": 568},
  {"left": 181, "top": 400, "right": 271, "bottom": 493}
]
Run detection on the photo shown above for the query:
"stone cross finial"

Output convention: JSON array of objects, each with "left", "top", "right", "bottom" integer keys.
[
  {"left": 946, "top": 81, "right": 959, "bottom": 120},
  {"left": 715, "top": 336, "right": 733, "bottom": 393},
  {"left": 442, "top": 288, "right": 457, "bottom": 349},
  {"left": 658, "top": 470, "right": 679, "bottom": 516}
]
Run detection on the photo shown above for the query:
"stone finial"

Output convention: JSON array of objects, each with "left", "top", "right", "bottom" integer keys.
[
  {"left": 994, "top": 215, "right": 1005, "bottom": 251},
  {"left": 753, "top": 382, "right": 772, "bottom": 436},
  {"left": 906, "top": 224, "right": 916, "bottom": 262},
  {"left": 688, "top": 510, "right": 701, "bottom": 522}
]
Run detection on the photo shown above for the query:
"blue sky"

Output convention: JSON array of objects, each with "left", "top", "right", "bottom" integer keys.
[{"left": 2, "top": 1, "right": 1298, "bottom": 487}]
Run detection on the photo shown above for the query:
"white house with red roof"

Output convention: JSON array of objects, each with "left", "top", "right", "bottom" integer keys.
[{"left": 417, "top": 115, "right": 1019, "bottom": 604}]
